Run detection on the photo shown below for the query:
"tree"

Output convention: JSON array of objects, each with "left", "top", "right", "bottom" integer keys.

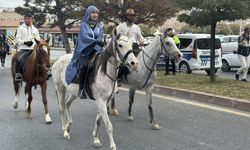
[
  {"left": 82, "top": 0, "right": 177, "bottom": 26},
  {"left": 216, "top": 22, "right": 232, "bottom": 35},
  {"left": 173, "top": 0, "right": 249, "bottom": 82},
  {"left": 230, "top": 23, "right": 241, "bottom": 35},
  {"left": 15, "top": 0, "right": 83, "bottom": 54}
]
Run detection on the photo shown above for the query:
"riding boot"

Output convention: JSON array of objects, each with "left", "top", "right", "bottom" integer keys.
[
  {"left": 78, "top": 63, "right": 88, "bottom": 99},
  {"left": 15, "top": 59, "right": 23, "bottom": 82}
]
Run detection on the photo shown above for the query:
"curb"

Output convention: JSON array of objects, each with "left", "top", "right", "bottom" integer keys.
[{"left": 153, "top": 85, "right": 250, "bottom": 112}]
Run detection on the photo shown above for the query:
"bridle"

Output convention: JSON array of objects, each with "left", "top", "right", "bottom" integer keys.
[
  {"left": 34, "top": 42, "right": 50, "bottom": 89},
  {"left": 114, "top": 38, "right": 134, "bottom": 64},
  {"left": 139, "top": 35, "right": 172, "bottom": 89},
  {"left": 106, "top": 36, "right": 136, "bottom": 101},
  {"left": 35, "top": 43, "right": 50, "bottom": 70}
]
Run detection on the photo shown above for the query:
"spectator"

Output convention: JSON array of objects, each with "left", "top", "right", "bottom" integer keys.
[{"left": 235, "top": 25, "right": 250, "bottom": 82}]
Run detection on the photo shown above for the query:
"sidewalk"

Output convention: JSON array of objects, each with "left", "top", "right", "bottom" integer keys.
[{"left": 153, "top": 85, "right": 250, "bottom": 112}]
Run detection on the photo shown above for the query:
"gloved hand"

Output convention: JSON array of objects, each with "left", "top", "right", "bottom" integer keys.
[
  {"left": 96, "top": 41, "right": 104, "bottom": 47},
  {"left": 24, "top": 41, "right": 33, "bottom": 47}
]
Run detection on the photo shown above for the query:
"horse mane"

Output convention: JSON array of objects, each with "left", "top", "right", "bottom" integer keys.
[
  {"left": 95, "top": 38, "right": 115, "bottom": 75},
  {"left": 30, "top": 45, "right": 37, "bottom": 61}
]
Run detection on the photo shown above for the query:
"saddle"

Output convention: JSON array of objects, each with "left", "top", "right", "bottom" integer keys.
[
  {"left": 16, "top": 50, "right": 33, "bottom": 73},
  {"left": 72, "top": 53, "right": 100, "bottom": 100}
]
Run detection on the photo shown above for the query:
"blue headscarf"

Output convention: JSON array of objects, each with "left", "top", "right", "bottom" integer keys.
[{"left": 65, "top": 5, "right": 104, "bottom": 84}]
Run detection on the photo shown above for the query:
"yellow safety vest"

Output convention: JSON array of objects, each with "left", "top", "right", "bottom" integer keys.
[{"left": 173, "top": 35, "right": 180, "bottom": 45}]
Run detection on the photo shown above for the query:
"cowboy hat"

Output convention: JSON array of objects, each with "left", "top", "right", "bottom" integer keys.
[{"left": 125, "top": 9, "right": 136, "bottom": 15}]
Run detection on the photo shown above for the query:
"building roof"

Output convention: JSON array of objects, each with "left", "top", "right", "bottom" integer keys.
[{"left": 0, "top": 12, "right": 23, "bottom": 28}]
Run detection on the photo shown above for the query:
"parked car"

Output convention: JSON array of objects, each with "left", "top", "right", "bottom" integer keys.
[
  {"left": 219, "top": 35, "right": 238, "bottom": 54},
  {"left": 221, "top": 51, "right": 250, "bottom": 72},
  {"left": 177, "top": 34, "right": 222, "bottom": 75}
]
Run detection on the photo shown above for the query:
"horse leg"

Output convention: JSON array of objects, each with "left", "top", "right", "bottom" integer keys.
[
  {"left": 92, "top": 111, "right": 102, "bottom": 148},
  {"left": 55, "top": 85, "right": 68, "bottom": 137},
  {"left": 110, "top": 97, "right": 119, "bottom": 116},
  {"left": 12, "top": 81, "right": 20, "bottom": 109},
  {"left": 40, "top": 82, "right": 52, "bottom": 124},
  {"left": 146, "top": 87, "right": 160, "bottom": 130},
  {"left": 25, "top": 84, "right": 33, "bottom": 119},
  {"left": 97, "top": 100, "right": 116, "bottom": 150},
  {"left": 64, "top": 94, "right": 77, "bottom": 139},
  {"left": 128, "top": 88, "right": 136, "bottom": 121}
]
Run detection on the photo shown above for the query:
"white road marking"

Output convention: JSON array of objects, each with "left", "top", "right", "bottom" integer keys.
[{"left": 119, "top": 87, "right": 250, "bottom": 118}]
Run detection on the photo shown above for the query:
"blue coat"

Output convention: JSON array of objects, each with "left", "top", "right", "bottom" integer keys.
[{"left": 65, "top": 6, "right": 104, "bottom": 84}]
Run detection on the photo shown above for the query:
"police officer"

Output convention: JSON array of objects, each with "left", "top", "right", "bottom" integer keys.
[{"left": 165, "top": 28, "right": 180, "bottom": 75}]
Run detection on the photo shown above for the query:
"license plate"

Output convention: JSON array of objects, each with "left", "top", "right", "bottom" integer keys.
[{"left": 200, "top": 57, "right": 219, "bottom": 66}]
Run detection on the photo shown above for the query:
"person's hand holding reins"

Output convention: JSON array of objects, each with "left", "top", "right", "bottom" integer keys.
[{"left": 24, "top": 41, "right": 33, "bottom": 47}]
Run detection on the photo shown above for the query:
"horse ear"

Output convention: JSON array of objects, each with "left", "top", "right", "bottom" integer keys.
[
  {"left": 116, "top": 33, "right": 121, "bottom": 40},
  {"left": 34, "top": 38, "right": 40, "bottom": 45},
  {"left": 46, "top": 37, "right": 50, "bottom": 44},
  {"left": 111, "top": 27, "right": 117, "bottom": 38}
]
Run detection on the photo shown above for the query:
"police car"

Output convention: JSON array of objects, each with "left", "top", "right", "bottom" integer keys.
[{"left": 177, "top": 34, "right": 222, "bottom": 75}]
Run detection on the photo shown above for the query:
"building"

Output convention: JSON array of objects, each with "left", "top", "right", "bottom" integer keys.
[
  {"left": 0, "top": 10, "right": 80, "bottom": 47},
  {"left": 0, "top": 11, "right": 23, "bottom": 45}
]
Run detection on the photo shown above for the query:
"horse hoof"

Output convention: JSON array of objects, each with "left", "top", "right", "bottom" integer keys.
[
  {"left": 111, "top": 145, "right": 117, "bottom": 150},
  {"left": 64, "top": 132, "right": 71, "bottom": 140},
  {"left": 26, "top": 112, "right": 32, "bottom": 119},
  {"left": 128, "top": 116, "right": 134, "bottom": 121},
  {"left": 45, "top": 113, "right": 52, "bottom": 124},
  {"left": 112, "top": 109, "right": 119, "bottom": 116},
  {"left": 93, "top": 139, "right": 102, "bottom": 148},
  {"left": 151, "top": 124, "right": 161, "bottom": 130},
  {"left": 13, "top": 102, "right": 18, "bottom": 109}
]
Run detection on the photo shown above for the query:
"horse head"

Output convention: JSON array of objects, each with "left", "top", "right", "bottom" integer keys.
[
  {"left": 34, "top": 38, "right": 51, "bottom": 69},
  {"left": 110, "top": 27, "right": 139, "bottom": 71},
  {"left": 161, "top": 34, "right": 183, "bottom": 60}
]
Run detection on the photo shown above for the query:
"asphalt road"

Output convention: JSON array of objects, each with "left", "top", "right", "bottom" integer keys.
[{"left": 1, "top": 53, "right": 250, "bottom": 150}]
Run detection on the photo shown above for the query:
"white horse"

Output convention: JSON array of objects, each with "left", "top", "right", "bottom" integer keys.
[
  {"left": 110, "top": 33, "right": 182, "bottom": 130},
  {"left": 51, "top": 31, "right": 139, "bottom": 150}
]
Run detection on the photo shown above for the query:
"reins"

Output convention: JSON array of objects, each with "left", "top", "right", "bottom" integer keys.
[
  {"left": 103, "top": 37, "right": 134, "bottom": 101},
  {"left": 34, "top": 43, "right": 50, "bottom": 89},
  {"left": 139, "top": 36, "right": 170, "bottom": 90}
]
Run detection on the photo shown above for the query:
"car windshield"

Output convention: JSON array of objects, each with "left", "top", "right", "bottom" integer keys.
[{"left": 195, "top": 38, "right": 221, "bottom": 49}]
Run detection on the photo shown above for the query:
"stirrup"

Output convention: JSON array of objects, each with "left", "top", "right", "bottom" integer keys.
[
  {"left": 78, "top": 89, "right": 87, "bottom": 99},
  {"left": 15, "top": 73, "right": 23, "bottom": 82}
]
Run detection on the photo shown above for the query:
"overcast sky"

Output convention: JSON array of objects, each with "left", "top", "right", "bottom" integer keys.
[{"left": 0, "top": 0, "right": 25, "bottom": 8}]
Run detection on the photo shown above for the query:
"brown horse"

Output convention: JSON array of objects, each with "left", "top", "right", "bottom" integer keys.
[{"left": 11, "top": 38, "right": 52, "bottom": 123}]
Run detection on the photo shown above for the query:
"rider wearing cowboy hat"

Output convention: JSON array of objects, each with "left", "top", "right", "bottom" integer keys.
[{"left": 117, "top": 8, "right": 144, "bottom": 56}]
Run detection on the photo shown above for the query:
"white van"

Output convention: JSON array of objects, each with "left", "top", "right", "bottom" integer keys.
[{"left": 178, "top": 34, "right": 222, "bottom": 75}]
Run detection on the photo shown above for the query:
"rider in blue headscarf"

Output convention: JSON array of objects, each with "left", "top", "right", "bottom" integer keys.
[{"left": 65, "top": 5, "right": 104, "bottom": 98}]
